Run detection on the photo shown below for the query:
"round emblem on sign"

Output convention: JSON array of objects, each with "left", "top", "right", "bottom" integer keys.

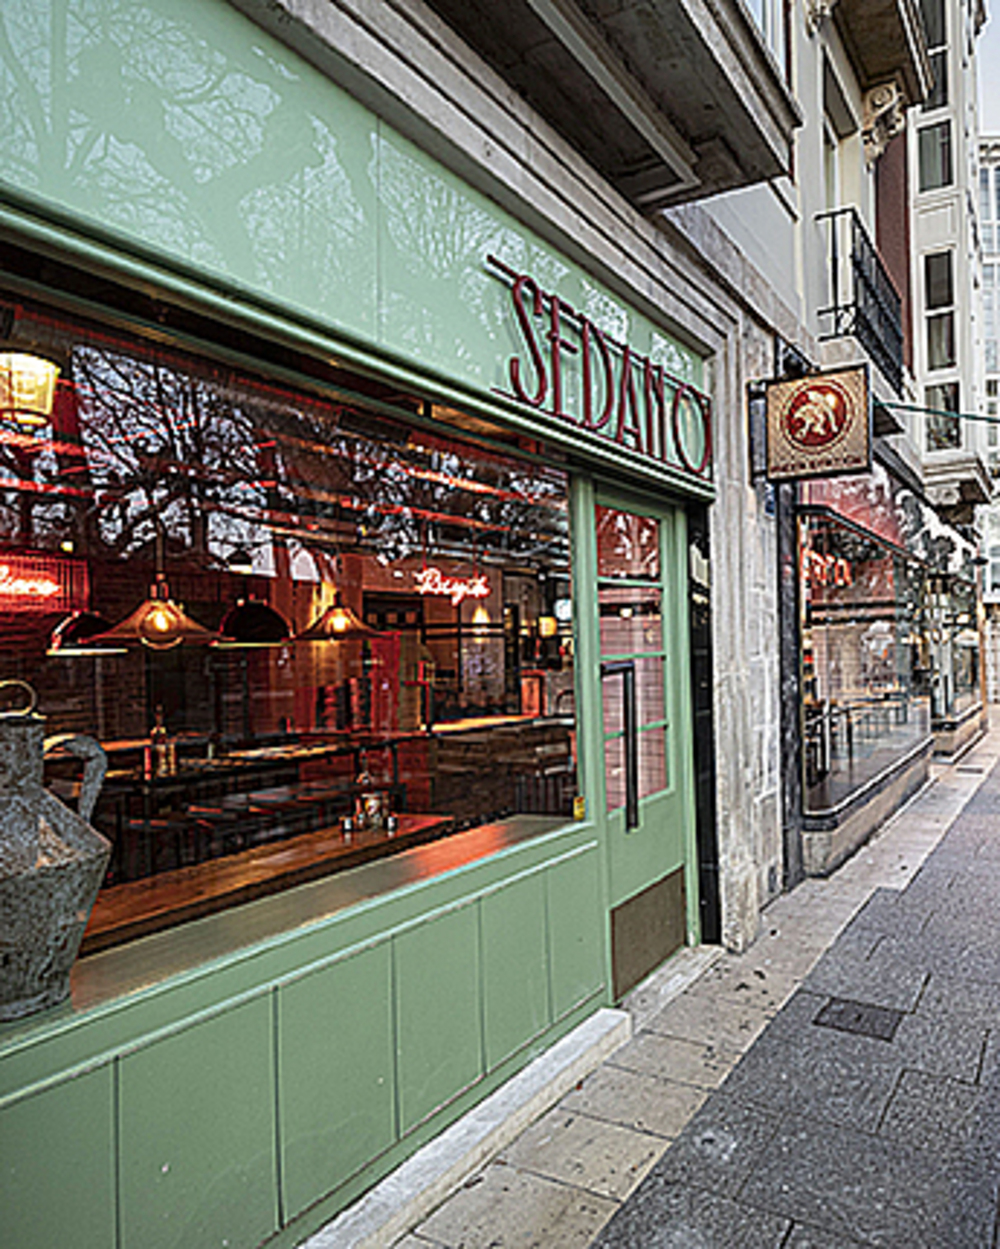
[{"left": 782, "top": 381, "right": 851, "bottom": 450}]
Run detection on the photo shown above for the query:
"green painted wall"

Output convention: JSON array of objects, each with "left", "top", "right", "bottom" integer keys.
[
  {"left": 0, "top": 828, "right": 605, "bottom": 1248},
  {"left": 0, "top": 0, "right": 701, "bottom": 417}
]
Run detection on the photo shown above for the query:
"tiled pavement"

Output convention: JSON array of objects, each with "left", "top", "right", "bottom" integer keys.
[{"left": 395, "top": 725, "right": 1000, "bottom": 1248}]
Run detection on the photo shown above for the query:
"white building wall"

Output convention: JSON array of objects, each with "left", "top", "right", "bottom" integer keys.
[{"left": 910, "top": 0, "right": 987, "bottom": 464}]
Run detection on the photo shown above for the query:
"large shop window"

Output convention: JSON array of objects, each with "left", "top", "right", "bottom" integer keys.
[
  {"left": 800, "top": 513, "right": 929, "bottom": 815},
  {"left": 0, "top": 304, "right": 578, "bottom": 945},
  {"left": 927, "top": 576, "right": 980, "bottom": 723}
]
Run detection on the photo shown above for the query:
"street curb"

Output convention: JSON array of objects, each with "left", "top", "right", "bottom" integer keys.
[{"left": 301, "top": 1006, "right": 632, "bottom": 1249}]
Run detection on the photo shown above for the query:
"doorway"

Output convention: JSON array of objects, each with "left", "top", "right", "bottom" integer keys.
[{"left": 588, "top": 489, "right": 699, "bottom": 998}]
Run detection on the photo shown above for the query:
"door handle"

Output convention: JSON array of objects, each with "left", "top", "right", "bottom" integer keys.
[{"left": 601, "top": 660, "right": 638, "bottom": 829}]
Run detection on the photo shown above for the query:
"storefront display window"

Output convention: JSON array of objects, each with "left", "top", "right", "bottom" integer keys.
[
  {"left": 926, "top": 575, "right": 980, "bottom": 721},
  {"left": 800, "top": 511, "right": 929, "bottom": 814},
  {"left": 2, "top": 301, "right": 578, "bottom": 944}
]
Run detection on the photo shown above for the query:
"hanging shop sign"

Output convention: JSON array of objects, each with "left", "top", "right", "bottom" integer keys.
[
  {"left": 487, "top": 255, "right": 712, "bottom": 482},
  {"left": 765, "top": 365, "right": 871, "bottom": 481},
  {"left": 0, "top": 554, "right": 88, "bottom": 613}
]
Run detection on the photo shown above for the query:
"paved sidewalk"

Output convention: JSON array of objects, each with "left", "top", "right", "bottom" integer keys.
[{"left": 395, "top": 726, "right": 1000, "bottom": 1248}]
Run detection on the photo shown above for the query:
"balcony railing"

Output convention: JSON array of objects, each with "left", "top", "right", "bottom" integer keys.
[{"left": 817, "top": 207, "right": 904, "bottom": 395}]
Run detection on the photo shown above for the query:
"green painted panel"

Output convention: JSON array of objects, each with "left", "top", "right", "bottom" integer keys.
[
  {"left": 546, "top": 847, "right": 604, "bottom": 1017},
  {"left": 0, "top": 1067, "right": 114, "bottom": 1249},
  {"left": 481, "top": 872, "right": 550, "bottom": 1069},
  {"left": 279, "top": 942, "right": 395, "bottom": 1220},
  {"left": 119, "top": 996, "right": 278, "bottom": 1249},
  {"left": 394, "top": 904, "right": 482, "bottom": 1134},
  {"left": 0, "top": 0, "right": 702, "bottom": 416},
  {"left": 377, "top": 128, "right": 583, "bottom": 394},
  {"left": 376, "top": 128, "right": 701, "bottom": 405},
  {"left": 606, "top": 789, "right": 686, "bottom": 910},
  {"left": 0, "top": 0, "right": 378, "bottom": 340}
]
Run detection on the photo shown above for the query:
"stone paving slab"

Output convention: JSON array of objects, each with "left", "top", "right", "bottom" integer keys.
[
  {"left": 396, "top": 730, "right": 1000, "bottom": 1248},
  {"left": 737, "top": 1116, "right": 997, "bottom": 1247},
  {"left": 606, "top": 1031, "right": 738, "bottom": 1089},
  {"left": 589, "top": 1178, "right": 792, "bottom": 1247},
  {"left": 498, "top": 1108, "right": 663, "bottom": 1201},
  {"left": 643, "top": 1089, "right": 783, "bottom": 1197},
  {"left": 415, "top": 1164, "right": 619, "bottom": 1248},
  {"left": 559, "top": 1063, "right": 709, "bottom": 1139},
  {"left": 591, "top": 740, "right": 1000, "bottom": 1249}
]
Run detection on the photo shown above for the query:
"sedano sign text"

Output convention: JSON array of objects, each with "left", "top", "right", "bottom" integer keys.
[{"left": 488, "top": 255, "right": 711, "bottom": 482}]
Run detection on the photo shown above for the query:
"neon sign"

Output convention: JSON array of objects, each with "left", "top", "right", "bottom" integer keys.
[
  {"left": 0, "top": 555, "right": 88, "bottom": 613},
  {"left": 0, "top": 564, "right": 60, "bottom": 599},
  {"left": 802, "top": 549, "right": 853, "bottom": 588},
  {"left": 413, "top": 567, "right": 490, "bottom": 606}
]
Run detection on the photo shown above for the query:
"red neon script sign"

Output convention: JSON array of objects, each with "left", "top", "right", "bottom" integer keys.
[
  {"left": 413, "top": 567, "right": 490, "bottom": 606},
  {"left": 0, "top": 554, "right": 88, "bottom": 613}
]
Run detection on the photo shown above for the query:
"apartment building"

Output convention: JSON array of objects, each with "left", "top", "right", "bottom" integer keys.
[{"left": 977, "top": 135, "right": 1000, "bottom": 697}]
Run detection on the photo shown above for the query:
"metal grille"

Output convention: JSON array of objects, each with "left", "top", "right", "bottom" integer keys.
[{"left": 812, "top": 996, "right": 904, "bottom": 1042}]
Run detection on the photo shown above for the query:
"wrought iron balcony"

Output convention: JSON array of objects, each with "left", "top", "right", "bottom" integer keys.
[{"left": 817, "top": 207, "right": 904, "bottom": 395}]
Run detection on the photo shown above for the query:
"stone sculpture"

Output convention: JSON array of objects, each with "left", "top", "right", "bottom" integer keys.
[{"left": 0, "top": 682, "right": 110, "bottom": 1021}]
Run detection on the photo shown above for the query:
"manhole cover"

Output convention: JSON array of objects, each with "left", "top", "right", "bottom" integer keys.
[{"left": 812, "top": 997, "right": 903, "bottom": 1042}]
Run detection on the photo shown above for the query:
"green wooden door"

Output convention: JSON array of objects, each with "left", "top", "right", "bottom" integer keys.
[{"left": 589, "top": 487, "right": 699, "bottom": 996}]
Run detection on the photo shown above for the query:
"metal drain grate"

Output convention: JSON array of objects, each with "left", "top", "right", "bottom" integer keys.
[
  {"left": 956, "top": 765, "right": 985, "bottom": 774},
  {"left": 812, "top": 997, "right": 903, "bottom": 1042}
]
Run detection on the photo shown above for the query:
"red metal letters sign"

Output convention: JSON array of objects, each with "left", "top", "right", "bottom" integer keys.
[{"left": 488, "top": 256, "right": 712, "bottom": 482}]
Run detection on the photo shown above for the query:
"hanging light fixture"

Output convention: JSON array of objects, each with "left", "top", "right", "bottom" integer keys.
[
  {"left": 215, "top": 598, "right": 291, "bottom": 649},
  {"left": 0, "top": 348, "right": 62, "bottom": 428},
  {"left": 46, "top": 611, "right": 128, "bottom": 658},
  {"left": 226, "top": 546, "right": 255, "bottom": 576},
  {"left": 295, "top": 591, "right": 378, "bottom": 642},
  {"left": 96, "top": 575, "right": 217, "bottom": 650},
  {"left": 471, "top": 602, "right": 491, "bottom": 642}
]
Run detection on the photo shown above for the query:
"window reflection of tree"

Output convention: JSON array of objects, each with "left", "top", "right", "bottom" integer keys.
[
  {"left": 73, "top": 347, "right": 262, "bottom": 564},
  {"left": 0, "top": 0, "right": 366, "bottom": 295}
]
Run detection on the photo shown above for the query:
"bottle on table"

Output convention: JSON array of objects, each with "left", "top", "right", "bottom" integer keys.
[{"left": 150, "top": 706, "right": 170, "bottom": 779}]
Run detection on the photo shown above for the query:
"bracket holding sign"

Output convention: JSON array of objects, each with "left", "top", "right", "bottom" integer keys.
[{"left": 764, "top": 364, "right": 871, "bottom": 482}]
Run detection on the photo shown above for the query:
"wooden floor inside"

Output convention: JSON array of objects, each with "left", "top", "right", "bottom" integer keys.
[{"left": 82, "top": 812, "right": 454, "bottom": 954}]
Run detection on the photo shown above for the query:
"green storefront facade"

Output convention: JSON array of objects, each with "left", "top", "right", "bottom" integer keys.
[{"left": 0, "top": 3, "right": 717, "bottom": 1246}]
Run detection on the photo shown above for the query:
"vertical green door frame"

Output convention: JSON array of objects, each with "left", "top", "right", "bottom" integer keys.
[
  {"left": 568, "top": 472, "right": 616, "bottom": 1002},
  {"left": 669, "top": 505, "right": 702, "bottom": 948},
  {"left": 576, "top": 478, "right": 702, "bottom": 963}
]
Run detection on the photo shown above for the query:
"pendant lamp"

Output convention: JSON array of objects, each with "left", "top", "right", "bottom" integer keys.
[
  {"left": 0, "top": 347, "right": 62, "bottom": 428},
  {"left": 295, "top": 592, "right": 378, "bottom": 641},
  {"left": 96, "top": 575, "right": 217, "bottom": 650},
  {"left": 215, "top": 598, "right": 291, "bottom": 648},
  {"left": 47, "top": 611, "right": 128, "bottom": 657}
]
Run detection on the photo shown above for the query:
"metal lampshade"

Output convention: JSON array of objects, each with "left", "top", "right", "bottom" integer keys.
[
  {"left": 97, "top": 578, "right": 217, "bottom": 650},
  {"left": 215, "top": 598, "right": 291, "bottom": 648},
  {"left": 47, "top": 611, "right": 128, "bottom": 657},
  {"left": 295, "top": 594, "right": 378, "bottom": 641}
]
